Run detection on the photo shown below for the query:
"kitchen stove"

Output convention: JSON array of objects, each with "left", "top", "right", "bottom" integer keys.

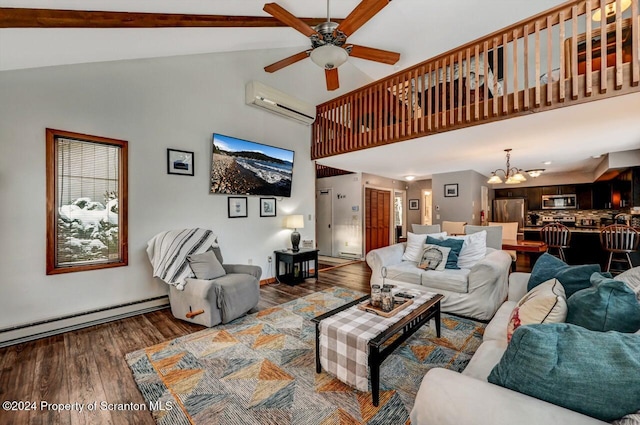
[{"left": 541, "top": 216, "right": 576, "bottom": 227}]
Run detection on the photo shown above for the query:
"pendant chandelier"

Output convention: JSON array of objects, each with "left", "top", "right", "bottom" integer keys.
[{"left": 487, "top": 149, "right": 534, "bottom": 185}]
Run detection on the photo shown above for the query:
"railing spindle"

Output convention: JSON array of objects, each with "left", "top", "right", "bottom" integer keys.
[
  {"left": 524, "top": 23, "right": 530, "bottom": 109},
  {"left": 483, "top": 41, "right": 489, "bottom": 118},
  {"left": 465, "top": 48, "right": 472, "bottom": 122},
  {"left": 493, "top": 37, "right": 499, "bottom": 116},
  {"left": 615, "top": 0, "right": 623, "bottom": 89},
  {"left": 547, "top": 15, "right": 553, "bottom": 105},
  {"left": 559, "top": 11, "right": 566, "bottom": 102},
  {"left": 571, "top": 5, "right": 579, "bottom": 99},
  {"left": 600, "top": 0, "right": 607, "bottom": 93},
  {"left": 503, "top": 34, "right": 509, "bottom": 114},
  {"left": 535, "top": 20, "right": 541, "bottom": 107},
  {"left": 633, "top": 0, "right": 639, "bottom": 85},
  {"left": 427, "top": 64, "right": 433, "bottom": 130},
  {"left": 474, "top": 45, "right": 480, "bottom": 119},
  {"left": 513, "top": 29, "right": 520, "bottom": 111}
]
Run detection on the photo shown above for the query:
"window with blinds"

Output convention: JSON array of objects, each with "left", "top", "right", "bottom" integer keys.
[{"left": 46, "top": 129, "right": 128, "bottom": 275}]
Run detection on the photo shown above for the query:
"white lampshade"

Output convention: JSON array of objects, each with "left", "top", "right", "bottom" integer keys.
[
  {"left": 285, "top": 215, "right": 304, "bottom": 230},
  {"left": 487, "top": 174, "right": 503, "bottom": 184},
  {"left": 310, "top": 45, "right": 349, "bottom": 70},
  {"left": 512, "top": 171, "right": 527, "bottom": 182}
]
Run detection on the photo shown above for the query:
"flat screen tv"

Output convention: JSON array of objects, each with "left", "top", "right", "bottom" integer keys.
[{"left": 210, "top": 133, "right": 295, "bottom": 197}]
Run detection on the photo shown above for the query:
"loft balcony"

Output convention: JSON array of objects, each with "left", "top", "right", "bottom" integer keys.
[{"left": 311, "top": 0, "right": 640, "bottom": 160}]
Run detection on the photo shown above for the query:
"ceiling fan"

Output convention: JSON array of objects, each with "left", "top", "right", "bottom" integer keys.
[
  {"left": 0, "top": 0, "right": 400, "bottom": 91},
  {"left": 263, "top": 0, "right": 400, "bottom": 91}
]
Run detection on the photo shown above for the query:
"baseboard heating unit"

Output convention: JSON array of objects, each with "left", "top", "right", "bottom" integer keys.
[{"left": 0, "top": 296, "right": 169, "bottom": 348}]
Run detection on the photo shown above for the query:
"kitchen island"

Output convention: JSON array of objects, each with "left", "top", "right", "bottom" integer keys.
[{"left": 523, "top": 226, "right": 640, "bottom": 269}]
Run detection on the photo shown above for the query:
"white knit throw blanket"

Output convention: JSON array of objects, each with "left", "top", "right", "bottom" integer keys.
[{"left": 146, "top": 228, "right": 218, "bottom": 290}]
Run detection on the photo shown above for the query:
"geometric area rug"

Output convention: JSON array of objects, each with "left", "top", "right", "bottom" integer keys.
[{"left": 125, "top": 287, "right": 487, "bottom": 425}]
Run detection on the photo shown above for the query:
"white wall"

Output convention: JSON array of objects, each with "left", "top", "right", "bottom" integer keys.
[
  {"left": 432, "top": 170, "right": 488, "bottom": 226},
  {"left": 407, "top": 179, "right": 433, "bottom": 227},
  {"left": 0, "top": 49, "right": 370, "bottom": 330},
  {"left": 316, "top": 173, "right": 363, "bottom": 258}
]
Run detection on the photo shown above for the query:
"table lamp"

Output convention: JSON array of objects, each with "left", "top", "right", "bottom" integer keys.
[{"left": 285, "top": 214, "right": 304, "bottom": 252}]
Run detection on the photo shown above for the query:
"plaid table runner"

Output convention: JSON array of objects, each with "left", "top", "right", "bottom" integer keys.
[{"left": 319, "top": 291, "right": 436, "bottom": 391}]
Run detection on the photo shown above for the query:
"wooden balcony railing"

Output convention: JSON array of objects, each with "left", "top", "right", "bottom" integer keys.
[{"left": 312, "top": 0, "right": 640, "bottom": 160}]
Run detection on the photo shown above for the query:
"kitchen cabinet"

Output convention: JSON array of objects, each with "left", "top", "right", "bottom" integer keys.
[
  {"left": 576, "top": 184, "right": 592, "bottom": 209},
  {"left": 615, "top": 170, "right": 632, "bottom": 208},
  {"left": 541, "top": 185, "right": 577, "bottom": 195},
  {"left": 526, "top": 187, "right": 542, "bottom": 210},
  {"left": 495, "top": 188, "right": 527, "bottom": 198},
  {"left": 592, "top": 181, "right": 613, "bottom": 209}
]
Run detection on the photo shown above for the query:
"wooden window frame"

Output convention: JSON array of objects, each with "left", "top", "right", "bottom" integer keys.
[{"left": 46, "top": 128, "right": 128, "bottom": 275}]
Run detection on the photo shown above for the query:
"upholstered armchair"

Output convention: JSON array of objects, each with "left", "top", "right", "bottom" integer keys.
[{"left": 169, "top": 246, "right": 262, "bottom": 327}]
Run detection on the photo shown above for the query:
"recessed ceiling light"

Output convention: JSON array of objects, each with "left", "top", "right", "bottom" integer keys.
[
  {"left": 543, "top": 161, "right": 552, "bottom": 165},
  {"left": 405, "top": 175, "right": 416, "bottom": 181}
]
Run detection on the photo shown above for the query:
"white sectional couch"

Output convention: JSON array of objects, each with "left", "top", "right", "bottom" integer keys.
[
  {"left": 409, "top": 272, "right": 608, "bottom": 425},
  {"left": 365, "top": 243, "right": 511, "bottom": 321}
]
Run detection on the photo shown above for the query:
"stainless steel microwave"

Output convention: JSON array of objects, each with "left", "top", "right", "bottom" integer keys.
[{"left": 541, "top": 194, "right": 577, "bottom": 209}]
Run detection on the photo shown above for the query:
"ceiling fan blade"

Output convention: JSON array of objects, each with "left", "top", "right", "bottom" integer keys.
[
  {"left": 0, "top": 7, "right": 331, "bottom": 28},
  {"left": 264, "top": 51, "right": 309, "bottom": 73},
  {"left": 348, "top": 44, "right": 400, "bottom": 65},
  {"left": 263, "top": 3, "right": 319, "bottom": 38},
  {"left": 337, "top": 0, "right": 390, "bottom": 37},
  {"left": 325, "top": 68, "right": 339, "bottom": 91}
]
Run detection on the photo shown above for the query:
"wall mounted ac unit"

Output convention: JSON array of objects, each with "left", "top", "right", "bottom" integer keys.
[{"left": 245, "top": 81, "right": 316, "bottom": 126}]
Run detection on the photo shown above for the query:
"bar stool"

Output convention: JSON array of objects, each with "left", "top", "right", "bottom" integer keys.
[
  {"left": 540, "top": 223, "right": 571, "bottom": 262},
  {"left": 599, "top": 224, "right": 639, "bottom": 275}
]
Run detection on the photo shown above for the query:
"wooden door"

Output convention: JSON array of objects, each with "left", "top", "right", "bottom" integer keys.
[{"left": 365, "top": 188, "right": 391, "bottom": 253}]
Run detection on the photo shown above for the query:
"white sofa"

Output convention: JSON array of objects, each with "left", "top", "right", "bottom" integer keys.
[
  {"left": 365, "top": 244, "right": 511, "bottom": 320},
  {"left": 409, "top": 272, "right": 608, "bottom": 425}
]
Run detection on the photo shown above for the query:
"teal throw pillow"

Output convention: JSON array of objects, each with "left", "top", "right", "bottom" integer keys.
[
  {"left": 528, "top": 253, "right": 567, "bottom": 290},
  {"left": 488, "top": 323, "right": 640, "bottom": 422},
  {"left": 426, "top": 236, "right": 463, "bottom": 270},
  {"left": 566, "top": 273, "right": 640, "bottom": 333},
  {"left": 528, "top": 253, "right": 604, "bottom": 297}
]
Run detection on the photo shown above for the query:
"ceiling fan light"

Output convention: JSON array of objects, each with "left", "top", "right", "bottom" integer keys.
[
  {"left": 526, "top": 169, "right": 545, "bottom": 178},
  {"left": 310, "top": 45, "right": 349, "bottom": 70}
]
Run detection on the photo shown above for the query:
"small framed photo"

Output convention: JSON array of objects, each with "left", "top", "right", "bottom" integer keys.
[
  {"left": 260, "top": 197, "right": 277, "bottom": 217},
  {"left": 409, "top": 199, "right": 419, "bottom": 210},
  {"left": 167, "top": 149, "right": 194, "bottom": 176},
  {"left": 228, "top": 197, "right": 247, "bottom": 218},
  {"left": 444, "top": 183, "right": 459, "bottom": 197}
]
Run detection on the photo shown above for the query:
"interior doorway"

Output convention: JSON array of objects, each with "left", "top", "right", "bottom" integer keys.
[
  {"left": 365, "top": 187, "right": 391, "bottom": 254},
  {"left": 394, "top": 190, "right": 405, "bottom": 242},
  {"left": 423, "top": 190, "right": 432, "bottom": 225},
  {"left": 316, "top": 188, "right": 333, "bottom": 256}
]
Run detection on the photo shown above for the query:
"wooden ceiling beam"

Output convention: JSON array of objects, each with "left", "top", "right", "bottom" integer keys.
[{"left": 0, "top": 8, "right": 340, "bottom": 28}]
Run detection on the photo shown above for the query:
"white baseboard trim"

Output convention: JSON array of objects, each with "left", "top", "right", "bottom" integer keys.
[{"left": 0, "top": 296, "right": 169, "bottom": 348}]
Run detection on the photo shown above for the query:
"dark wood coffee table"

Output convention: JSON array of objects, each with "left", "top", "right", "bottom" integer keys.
[{"left": 312, "top": 292, "right": 443, "bottom": 406}]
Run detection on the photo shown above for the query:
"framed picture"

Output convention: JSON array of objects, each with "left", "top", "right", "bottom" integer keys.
[
  {"left": 408, "top": 199, "right": 419, "bottom": 210},
  {"left": 260, "top": 197, "right": 277, "bottom": 217},
  {"left": 167, "top": 149, "right": 194, "bottom": 176},
  {"left": 228, "top": 197, "right": 247, "bottom": 218},
  {"left": 444, "top": 183, "right": 459, "bottom": 197}
]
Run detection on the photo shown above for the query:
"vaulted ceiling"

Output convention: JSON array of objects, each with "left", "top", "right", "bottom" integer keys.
[{"left": 2, "top": 0, "right": 639, "bottom": 181}]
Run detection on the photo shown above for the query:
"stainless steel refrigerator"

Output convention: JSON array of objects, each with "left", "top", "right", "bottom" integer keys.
[{"left": 493, "top": 198, "right": 526, "bottom": 231}]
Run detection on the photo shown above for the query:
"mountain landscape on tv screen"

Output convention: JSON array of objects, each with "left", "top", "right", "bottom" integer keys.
[{"left": 210, "top": 140, "right": 293, "bottom": 197}]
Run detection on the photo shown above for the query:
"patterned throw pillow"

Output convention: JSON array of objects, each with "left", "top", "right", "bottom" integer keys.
[
  {"left": 507, "top": 278, "right": 568, "bottom": 341},
  {"left": 417, "top": 244, "right": 451, "bottom": 271},
  {"left": 426, "top": 236, "right": 464, "bottom": 270},
  {"left": 402, "top": 231, "right": 447, "bottom": 262},
  {"left": 612, "top": 411, "right": 640, "bottom": 425}
]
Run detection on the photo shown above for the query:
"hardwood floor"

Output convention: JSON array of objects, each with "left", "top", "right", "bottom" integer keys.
[{"left": 0, "top": 262, "right": 371, "bottom": 425}]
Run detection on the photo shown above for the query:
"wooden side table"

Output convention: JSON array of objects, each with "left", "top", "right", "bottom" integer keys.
[{"left": 274, "top": 249, "right": 319, "bottom": 285}]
